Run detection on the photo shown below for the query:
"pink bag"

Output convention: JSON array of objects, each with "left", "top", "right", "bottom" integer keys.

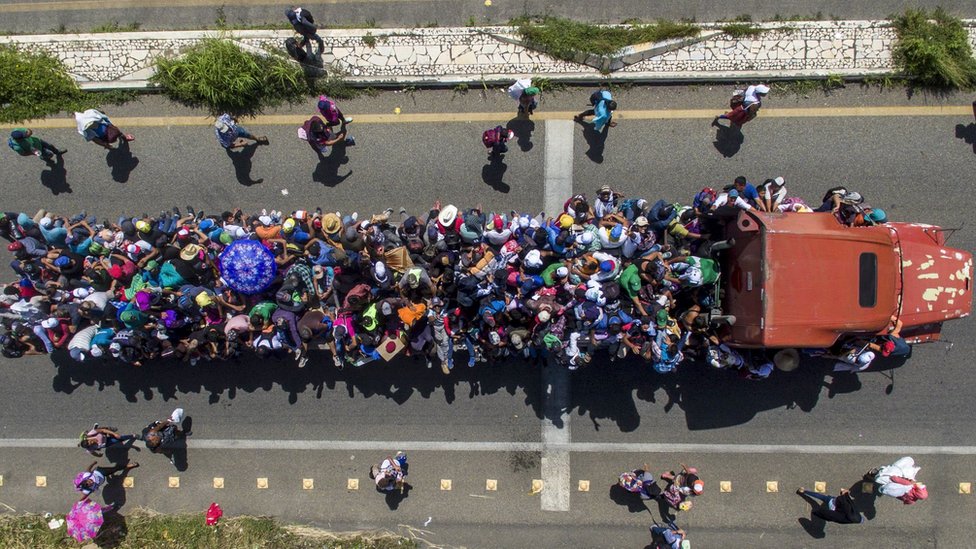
[{"left": 205, "top": 502, "right": 223, "bottom": 526}]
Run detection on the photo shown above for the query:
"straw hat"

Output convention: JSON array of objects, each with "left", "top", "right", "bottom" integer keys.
[
  {"left": 774, "top": 348, "right": 800, "bottom": 371},
  {"left": 438, "top": 204, "right": 458, "bottom": 226},
  {"left": 321, "top": 213, "right": 342, "bottom": 235}
]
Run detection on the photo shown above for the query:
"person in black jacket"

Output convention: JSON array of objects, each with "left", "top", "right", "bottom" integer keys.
[
  {"left": 796, "top": 487, "right": 864, "bottom": 524},
  {"left": 284, "top": 6, "right": 324, "bottom": 55}
]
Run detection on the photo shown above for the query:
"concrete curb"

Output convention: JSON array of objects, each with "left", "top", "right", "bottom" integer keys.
[{"left": 5, "top": 20, "right": 975, "bottom": 91}]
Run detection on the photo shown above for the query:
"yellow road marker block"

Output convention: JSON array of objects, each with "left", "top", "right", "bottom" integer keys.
[
  {"left": 0, "top": 474, "right": 4, "bottom": 486},
  {"left": 256, "top": 478, "right": 269, "bottom": 489},
  {"left": 578, "top": 480, "right": 590, "bottom": 492},
  {"left": 720, "top": 481, "right": 732, "bottom": 493},
  {"left": 35, "top": 476, "right": 46, "bottom": 488},
  {"left": 814, "top": 481, "right": 826, "bottom": 493},
  {"left": 168, "top": 477, "right": 180, "bottom": 488},
  {"left": 303, "top": 479, "right": 314, "bottom": 490},
  {"left": 440, "top": 479, "right": 452, "bottom": 491},
  {"left": 347, "top": 478, "right": 359, "bottom": 490},
  {"left": 530, "top": 479, "right": 544, "bottom": 495},
  {"left": 960, "top": 482, "right": 972, "bottom": 494},
  {"left": 766, "top": 481, "right": 778, "bottom": 493},
  {"left": 486, "top": 479, "right": 497, "bottom": 491},
  {"left": 213, "top": 477, "right": 224, "bottom": 489},
  {"left": 123, "top": 477, "right": 134, "bottom": 488}
]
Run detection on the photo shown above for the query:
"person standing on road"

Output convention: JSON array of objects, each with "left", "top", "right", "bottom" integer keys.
[
  {"left": 796, "top": 486, "right": 864, "bottom": 524},
  {"left": 215, "top": 113, "right": 268, "bottom": 150},
  {"left": 8, "top": 128, "right": 66, "bottom": 161},
  {"left": 79, "top": 425, "right": 138, "bottom": 457},
  {"left": 575, "top": 89, "right": 617, "bottom": 132},
  {"left": 300, "top": 115, "right": 353, "bottom": 156},
  {"left": 285, "top": 6, "right": 324, "bottom": 56}
]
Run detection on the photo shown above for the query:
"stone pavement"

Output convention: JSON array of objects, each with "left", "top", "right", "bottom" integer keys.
[{"left": 2, "top": 20, "right": 975, "bottom": 89}]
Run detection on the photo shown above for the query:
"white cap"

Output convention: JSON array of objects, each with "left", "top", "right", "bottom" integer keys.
[
  {"left": 258, "top": 215, "right": 272, "bottom": 226},
  {"left": 754, "top": 84, "right": 770, "bottom": 94},
  {"left": 72, "top": 287, "right": 92, "bottom": 299},
  {"left": 41, "top": 318, "right": 58, "bottom": 329},
  {"left": 39, "top": 216, "right": 53, "bottom": 228},
  {"left": 773, "top": 176, "right": 785, "bottom": 186},
  {"left": 857, "top": 351, "right": 876, "bottom": 365},
  {"left": 524, "top": 249, "right": 543, "bottom": 269},
  {"left": 89, "top": 346, "right": 103, "bottom": 358}
]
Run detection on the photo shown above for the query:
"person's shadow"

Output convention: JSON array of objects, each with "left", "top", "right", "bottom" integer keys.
[
  {"left": 383, "top": 482, "right": 411, "bottom": 510},
  {"left": 481, "top": 154, "right": 510, "bottom": 193},
  {"left": 955, "top": 103, "right": 976, "bottom": 153},
  {"left": 608, "top": 483, "right": 652, "bottom": 514},
  {"left": 312, "top": 142, "right": 352, "bottom": 187},
  {"left": 713, "top": 121, "right": 744, "bottom": 157},
  {"left": 106, "top": 140, "right": 139, "bottom": 183},
  {"left": 580, "top": 122, "right": 608, "bottom": 163},
  {"left": 40, "top": 155, "right": 71, "bottom": 194},
  {"left": 227, "top": 143, "right": 264, "bottom": 186},
  {"left": 506, "top": 117, "right": 535, "bottom": 152}
]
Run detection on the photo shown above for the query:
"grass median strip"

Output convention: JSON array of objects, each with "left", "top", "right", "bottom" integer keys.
[{"left": 0, "top": 511, "right": 416, "bottom": 549}]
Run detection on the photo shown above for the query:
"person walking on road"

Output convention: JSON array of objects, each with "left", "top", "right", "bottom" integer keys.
[
  {"left": 8, "top": 128, "right": 66, "bottom": 161},
  {"left": 79, "top": 424, "right": 138, "bottom": 457},
  {"left": 300, "top": 115, "right": 353, "bottom": 156},
  {"left": 74, "top": 109, "right": 133, "bottom": 150},
  {"left": 715, "top": 84, "right": 769, "bottom": 128},
  {"left": 649, "top": 522, "right": 686, "bottom": 549},
  {"left": 370, "top": 451, "right": 408, "bottom": 492},
  {"left": 215, "top": 113, "right": 268, "bottom": 150},
  {"left": 866, "top": 456, "right": 928, "bottom": 505},
  {"left": 285, "top": 6, "right": 324, "bottom": 56},
  {"left": 796, "top": 486, "right": 864, "bottom": 524},
  {"left": 575, "top": 89, "right": 617, "bottom": 132},
  {"left": 508, "top": 79, "right": 540, "bottom": 117},
  {"left": 74, "top": 461, "right": 138, "bottom": 501}
]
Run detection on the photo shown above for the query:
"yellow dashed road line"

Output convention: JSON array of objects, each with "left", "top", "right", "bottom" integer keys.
[{"left": 3, "top": 105, "right": 970, "bottom": 130}]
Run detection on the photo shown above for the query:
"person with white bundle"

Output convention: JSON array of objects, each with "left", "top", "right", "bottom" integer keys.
[{"left": 867, "top": 456, "right": 928, "bottom": 505}]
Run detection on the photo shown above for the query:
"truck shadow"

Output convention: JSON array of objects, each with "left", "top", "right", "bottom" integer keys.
[{"left": 47, "top": 350, "right": 906, "bottom": 432}]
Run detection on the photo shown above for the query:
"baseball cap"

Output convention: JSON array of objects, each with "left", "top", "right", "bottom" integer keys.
[{"left": 656, "top": 309, "right": 669, "bottom": 328}]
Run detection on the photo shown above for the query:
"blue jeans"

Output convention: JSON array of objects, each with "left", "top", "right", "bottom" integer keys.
[{"left": 802, "top": 490, "right": 835, "bottom": 508}]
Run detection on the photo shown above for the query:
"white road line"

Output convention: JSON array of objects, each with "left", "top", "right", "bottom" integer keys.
[
  {"left": 540, "top": 119, "right": 575, "bottom": 512},
  {"left": 543, "top": 119, "right": 574, "bottom": 219},
  {"left": 6, "top": 439, "right": 976, "bottom": 455},
  {"left": 541, "top": 366, "right": 572, "bottom": 512}
]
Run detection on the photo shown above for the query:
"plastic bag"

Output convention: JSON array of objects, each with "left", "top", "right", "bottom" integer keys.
[{"left": 205, "top": 502, "right": 223, "bottom": 526}]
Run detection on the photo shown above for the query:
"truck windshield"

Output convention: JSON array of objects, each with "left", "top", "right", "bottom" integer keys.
[{"left": 859, "top": 252, "right": 877, "bottom": 307}]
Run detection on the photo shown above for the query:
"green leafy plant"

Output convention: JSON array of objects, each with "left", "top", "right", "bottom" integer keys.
[
  {"left": 892, "top": 8, "right": 976, "bottom": 90},
  {"left": 151, "top": 37, "right": 310, "bottom": 115},
  {"left": 0, "top": 45, "right": 82, "bottom": 122},
  {"left": 515, "top": 16, "right": 699, "bottom": 61},
  {"left": 720, "top": 23, "right": 764, "bottom": 38},
  {"left": 452, "top": 82, "right": 469, "bottom": 95},
  {"left": 362, "top": 32, "right": 377, "bottom": 48}
]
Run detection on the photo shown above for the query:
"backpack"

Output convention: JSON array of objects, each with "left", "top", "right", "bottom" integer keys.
[
  {"left": 317, "top": 95, "right": 340, "bottom": 124},
  {"left": 284, "top": 37, "right": 308, "bottom": 63},
  {"left": 482, "top": 126, "right": 503, "bottom": 148},
  {"left": 7, "top": 137, "right": 30, "bottom": 156}
]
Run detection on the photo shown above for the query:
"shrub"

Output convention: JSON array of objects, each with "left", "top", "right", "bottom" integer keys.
[
  {"left": 720, "top": 23, "right": 764, "bottom": 38},
  {"left": 151, "top": 37, "right": 310, "bottom": 115},
  {"left": 515, "top": 16, "right": 699, "bottom": 61},
  {"left": 0, "top": 44, "right": 84, "bottom": 122},
  {"left": 892, "top": 8, "right": 976, "bottom": 90}
]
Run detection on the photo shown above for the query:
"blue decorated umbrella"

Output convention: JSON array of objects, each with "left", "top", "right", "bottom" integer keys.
[{"left": 219, "top": 239, "right": 277, "bottom": 295}]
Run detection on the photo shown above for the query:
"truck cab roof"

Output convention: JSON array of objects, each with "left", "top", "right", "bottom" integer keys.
[{"left": 720, "top": 210, "right": 971, "bottom": 348}]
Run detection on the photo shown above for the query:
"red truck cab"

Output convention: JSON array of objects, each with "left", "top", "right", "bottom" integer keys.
[{"left": 720, "top": 210, "right": 972, "bottom": 348}]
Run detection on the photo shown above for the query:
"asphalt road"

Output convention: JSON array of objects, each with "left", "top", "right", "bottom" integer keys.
[
  {"left": 0, "top": 0, "right": 972, "bottom": 34},
  {"left": 1, "top": 87, "right": 976, "bottom": 547}
]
